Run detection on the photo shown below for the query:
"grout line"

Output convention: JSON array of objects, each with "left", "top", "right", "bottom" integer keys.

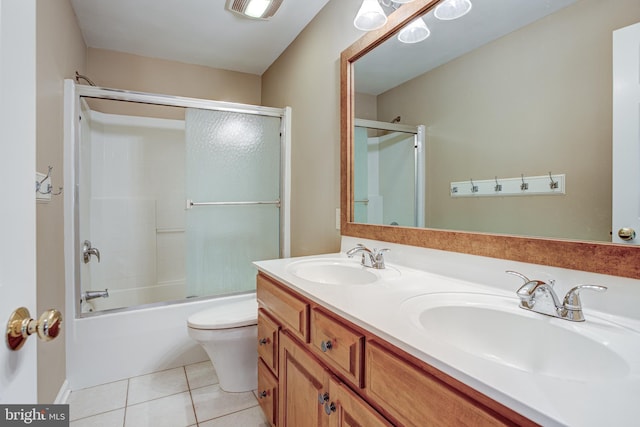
[
  {"left": 185, "top": 365, "right": 199, "bottom": 424},
  {"left": 123, "top": 377, "right": 130, "bottom": 427}
]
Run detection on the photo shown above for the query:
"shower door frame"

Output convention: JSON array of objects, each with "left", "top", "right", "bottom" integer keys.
[
  {"left": 354, "top": 118, "right": 425, "bottom": 227},
  {"left": 64, "top": 80, "right": 291, "bottom": 318}
]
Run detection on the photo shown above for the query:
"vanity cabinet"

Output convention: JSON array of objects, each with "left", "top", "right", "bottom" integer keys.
[{"left": 256, "top": 272, "right": 534, "bottom": 427}]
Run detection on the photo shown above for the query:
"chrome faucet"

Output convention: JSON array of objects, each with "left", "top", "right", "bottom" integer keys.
[
  {"left": 346, "top": 244, "right": 389, "bottom": 269},
  {"left": 506, "top": 271, "right": 606, "bottom": 322}
]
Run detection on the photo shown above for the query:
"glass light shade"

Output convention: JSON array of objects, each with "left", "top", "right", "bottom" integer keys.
[
  {"left": 245, "top": 0, "right": 271, "bottom": 18},
  {"left": 434, "top": 0, "right": 472, "bottom": 21},
  {"left": 390, "top": 0, "right": 416, "bottom": 3},
  {"left": 398, "top": 18, "right": 430, "bottom": 43},
  {"left": 354, "top": 0, "right": 388, "bottom": 31}
]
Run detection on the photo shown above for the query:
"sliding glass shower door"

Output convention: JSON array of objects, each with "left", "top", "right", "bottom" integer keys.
[{"left": 185, "top": 108, "right": 282, "bottom": 297}]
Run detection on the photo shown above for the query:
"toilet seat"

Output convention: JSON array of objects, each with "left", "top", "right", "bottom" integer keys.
[{"left": 187, "top": 298, "right": 258, "bottom": 330}]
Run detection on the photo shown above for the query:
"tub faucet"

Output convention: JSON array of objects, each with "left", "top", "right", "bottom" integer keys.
[
  {"left": 81, "top": 289, "right": 109, "bottom": 302},
  {"left": 346, "top": 244, "right": 389, "bottom": 269},
  {"left": 506, "top": 271, "right": 606, "bottom": 321}
]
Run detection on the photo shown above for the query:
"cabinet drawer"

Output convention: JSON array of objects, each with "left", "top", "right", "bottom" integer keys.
[
  {"left": 365, "top": 342, "right": 508, "bottom": 427},
  {"left": 258, "top": 358, "right": 279, "bottom": 427},
  {"left": 311, "top": 308, "right": 364, "bottom": 388},
  {"left": 258, "top": 309, "right": 280, "bottom": 377},
  {"left": 257, "top": 273, "right": 309, "bottom": 342}
]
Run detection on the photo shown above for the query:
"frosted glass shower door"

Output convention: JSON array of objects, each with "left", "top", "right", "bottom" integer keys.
[{"left": 185, "top": 108, "right": 282, "bottom": 297}]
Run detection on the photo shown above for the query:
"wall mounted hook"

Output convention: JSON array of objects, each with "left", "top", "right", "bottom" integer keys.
[
  {"left": 470, "top": 178, "right": 478, "bottom": 193},
  {"left": 549, "top": 172, "right": 558, "bottom": 189}
]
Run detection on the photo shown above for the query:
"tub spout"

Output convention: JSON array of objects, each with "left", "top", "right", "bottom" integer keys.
[{"left": 82, "top": 289, "right": 109, "bottom": 302}]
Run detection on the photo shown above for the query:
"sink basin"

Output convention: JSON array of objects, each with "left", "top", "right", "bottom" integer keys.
[
  {"left": 286, "top": 258, "right": 380, "bottom": 285},
  {"left": 401, "top": 292, "right": 637, "bottom": 381}
]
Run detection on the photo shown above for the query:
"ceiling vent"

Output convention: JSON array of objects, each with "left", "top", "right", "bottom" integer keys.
[{"left": 225, "top": 0, "right": 284, "bottom": 20}]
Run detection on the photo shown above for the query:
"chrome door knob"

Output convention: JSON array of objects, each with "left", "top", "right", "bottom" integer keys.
[{"left": 618, "top": 227, "right": 636, "bottom": 241}]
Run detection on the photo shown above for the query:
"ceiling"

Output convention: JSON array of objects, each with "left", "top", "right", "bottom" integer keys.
[{"left": 70, "top": 0, "right": 330, "bottom": 76}]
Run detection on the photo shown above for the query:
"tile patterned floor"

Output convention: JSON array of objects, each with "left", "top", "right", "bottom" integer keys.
[{"left": 67, "top": 361, "right": 268, "bottom": 427}]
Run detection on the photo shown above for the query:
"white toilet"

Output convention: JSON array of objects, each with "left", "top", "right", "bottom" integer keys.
[{"left": 187, "top": 296, "right": 258, "bottom": 392}]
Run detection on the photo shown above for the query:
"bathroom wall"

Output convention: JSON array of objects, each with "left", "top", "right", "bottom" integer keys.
[
  {"left": 87, "top": 48, "right": 262, "bottom": 113},
  {"left": 261, "top": 0, "right": 364, "bottom": 256},
  {"left": 376, "top": 0, "right": 640, "bottom": 241},
  {"left": 35, "top": 0, "right": 86, "bottom": 403}
]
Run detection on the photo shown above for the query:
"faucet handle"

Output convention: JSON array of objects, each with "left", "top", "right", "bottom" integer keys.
[
  {"left": 506, "top": 270, "right": 529, "bottom": 282},
  {"left": 563, "top": 284, "right": 607, "bottom": 310}
]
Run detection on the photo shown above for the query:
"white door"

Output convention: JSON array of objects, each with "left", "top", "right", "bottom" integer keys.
[
  {"left": 0, "top": 0, "right": 38, "bottom": 403},
  {"left": 612, "top": 22, "right": 640, "bottom": 245}
]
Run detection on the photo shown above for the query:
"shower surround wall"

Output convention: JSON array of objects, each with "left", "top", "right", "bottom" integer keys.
[{"left": 80, "top": 109, "right": 186, "bottom": 312}]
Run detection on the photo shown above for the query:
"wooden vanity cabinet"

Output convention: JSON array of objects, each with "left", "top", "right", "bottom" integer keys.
[{"left": 256, "top": 272, "right": 535, "bottom": 427}]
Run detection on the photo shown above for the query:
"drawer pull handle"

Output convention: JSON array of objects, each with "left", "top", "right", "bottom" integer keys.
[
  {"left": 258, "top": 338, "right": 269, "bottom": 345},
  {"left": 318, "top": 392, "right": 329, "bottom": 405},
  {"left": 324, "top": 402, "right": 336, "bottom": 415},
  {"left": 321, "top": 340, "right": 333, "bottom": 352},
  {"left": 259, "top": 390, "right": 268, "bottom": 399}
]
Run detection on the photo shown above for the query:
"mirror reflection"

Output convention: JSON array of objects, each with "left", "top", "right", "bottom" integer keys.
[{"left": 353, "top": 0, "right": 639, "bottom": 242}]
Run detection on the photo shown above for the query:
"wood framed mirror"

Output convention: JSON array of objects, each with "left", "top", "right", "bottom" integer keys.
[{"left": 340, "top": 0, "right": 640, "bottom": 279}]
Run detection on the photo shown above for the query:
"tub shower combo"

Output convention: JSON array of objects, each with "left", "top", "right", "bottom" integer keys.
[{"left": 63, "top": 80, "right": 291, "bottom": 389}]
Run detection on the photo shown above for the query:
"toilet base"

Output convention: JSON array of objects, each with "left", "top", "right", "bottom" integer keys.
[{"left": 188, "top": 325, "right": 258, "bottom": 392}]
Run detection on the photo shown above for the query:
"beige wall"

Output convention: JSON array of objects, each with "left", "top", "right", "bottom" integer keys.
[
  {"left": 35, "top": 0, "right": 86, "bottom": 402},
  {"left": 375, "top": 0, "right": 640, "bottom": 242},
  {"left": 261, "top": 0, "right": 364, "bottom": 256},
  {"left": 88, "top": 48, "right": 261, "bottom": 104}
]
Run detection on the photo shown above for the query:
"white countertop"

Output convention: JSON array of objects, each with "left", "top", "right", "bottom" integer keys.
[{"left": 254, "top": 241, "right": 640, "bottom": 427}]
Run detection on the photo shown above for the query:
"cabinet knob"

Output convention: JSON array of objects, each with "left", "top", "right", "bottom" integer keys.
[
  {"left": 321, "top": 340, "right": 333, "bottom": 352},
  {"left": 318, "top": 392, "right": 329, "bottom": 405},
  {"left": 258, "top": 337, "right": 269, "bottom": 345},
  {"left": 324, "top": 402, "right": 336, "bottom": 415},
  {"left": 258, "top": 390, "right": 268, "bottom": 399}
]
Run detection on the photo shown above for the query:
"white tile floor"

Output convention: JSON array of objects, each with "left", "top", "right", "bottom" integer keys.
[{"left": 67, "top": 361, "right": 269, "bottom": 427}]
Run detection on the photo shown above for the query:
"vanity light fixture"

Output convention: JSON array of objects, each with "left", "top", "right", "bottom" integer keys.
[
  {"left": 354, "top": 0, "right": 389, "bottom": 31},
  {"left": 398, "top": 17, "right": 430, "bottom": 43},
  {"left": 225, "top": 0, "right": 283, "bottom": 20},
  {"left": 434, "top": 0, "right": 472, "bottom": 21}
]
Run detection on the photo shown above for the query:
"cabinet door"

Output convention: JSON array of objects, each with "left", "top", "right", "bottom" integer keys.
[
  {"left": 258, "top": 308, "right": 280, "bottom": 376},
  {"left": 258, "top": 358, "right": 279, "bottom": 427},
  {"left": 327, "top": 377, "right": 392, "bottom": 427},
  {"left": 279, "top": 332, "right": 331, "bottom": 427}
]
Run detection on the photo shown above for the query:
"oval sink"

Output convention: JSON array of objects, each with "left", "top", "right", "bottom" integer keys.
[
  {"left": 286, "top": 259, "right": 379, "bottom": 285},
  {"left": 401, "top": 293, "right": 636, "bottom": 381}
]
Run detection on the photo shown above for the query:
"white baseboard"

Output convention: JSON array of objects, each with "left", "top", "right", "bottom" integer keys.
[{"left": 54, "top": 380, "right": 71, "bottom": 404}]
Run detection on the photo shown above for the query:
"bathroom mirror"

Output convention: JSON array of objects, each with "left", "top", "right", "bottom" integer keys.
[{"left": 341, "top": 0, "right": 640, "bottom": 279}]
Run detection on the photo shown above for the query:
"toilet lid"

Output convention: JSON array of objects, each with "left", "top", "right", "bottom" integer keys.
[{"left": 187, "top": 298, "right": 258, "bottom": 330}]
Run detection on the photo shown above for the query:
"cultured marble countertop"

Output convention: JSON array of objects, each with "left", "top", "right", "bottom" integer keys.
[{"left": 255, "top": 251, "right": 640, "bottom": 427}]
